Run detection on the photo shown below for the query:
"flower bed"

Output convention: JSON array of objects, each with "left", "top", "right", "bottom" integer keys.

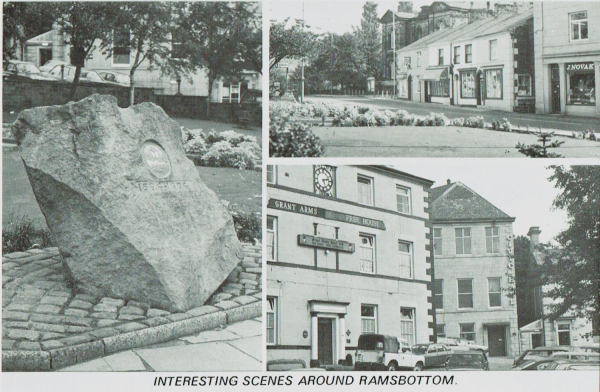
[{"left": 183, "top": 129, "right": 261, "bottom": 170}]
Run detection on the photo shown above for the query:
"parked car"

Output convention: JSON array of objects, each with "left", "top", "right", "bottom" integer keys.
[
  {"left": 97, "top": 71, "right": 131, "bottom": 86},
  {"left": 511, "top": 359, "right": 559, "bottom": 371},
  {"left": 39, "top": 59, "right": 69, "bottom": 74},
  {"left": 438, "top": 337, "right": 489, "bottom": 354},
  {"left": 4, "top": 60, "right": 56, "bottom": 81},
  {"left": 266, "top": 359, "right": 326, "bottom": 371},
  {"left": 48, "top": 65, "right": 106, "bottom": 84},
  {"left": 445, "top": 351, "right": 489, "bottom": 371},
  {"left": 550, "top": 352, "right": 599, "bottom": 361},
  {"left": 512, "top": 346, "right": 582, "bottom": 368},
  {"left": 411, "top": 343, "right": 453, "bottom": 369},
  {"left": 544, "top": 360, "right": 600, "bottom": 371},
  {"left": 580, "top": 344, "right": 600, "bottom": 353},
  {"left": 354, "top": 334, "right": 425, "bottom": 371}
]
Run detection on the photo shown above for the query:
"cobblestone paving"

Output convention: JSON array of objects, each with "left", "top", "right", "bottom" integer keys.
[{"left": 2, "top": 244, "right": 262, "bottom": 355}]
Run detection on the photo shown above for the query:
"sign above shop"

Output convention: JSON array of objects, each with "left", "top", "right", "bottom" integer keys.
[
  {"left": 566, "top": 62, "right": 594, "bottom": 72},
  {"left": 298, "top": 234, "right": 355, "bottom": 253},
  {"left": 268, "top": 198, "right": 386, "bottom": 230}
]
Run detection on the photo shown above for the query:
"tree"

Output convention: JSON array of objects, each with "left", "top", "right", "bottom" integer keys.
[
  {"left": 397, "top": 2, "right": 414, "bottom": 13},
  {"left": 540, "top": 166, "right": 600, "bottom": 338},
  {"left": 357, "top": 2, "right": 382, "bottom": 80},
  {"left": 516, "top": 132, "right": 564, "bottom": 158},
  {"left": 3, "top": 2, "right": 54, "bottom": 63},
  {"left": 269, "top": 18, "right": 316, "bottom": 70}
]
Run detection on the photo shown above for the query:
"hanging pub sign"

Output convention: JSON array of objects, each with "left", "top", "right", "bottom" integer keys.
[
  {"left": 298, "top": 234, "right": 355, "bottom": 253},
  {"left": 268, "top": 199, "right": 386, "bottom": 230}
]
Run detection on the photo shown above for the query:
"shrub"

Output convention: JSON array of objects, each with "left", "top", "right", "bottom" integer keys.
[
  {"left": 357, "top": 106, "right": 371, "bottom": 114},
  {"left": 202, "top": 141, "right": 259, "bottom": 170},
  {"left": 269, "top": 114, "right": 324, "bottom": 157},
  {"left": 450, "top": 117, "right": 465, "bottom": 127},
  {"left": 492, "top": 118, "right": 513, "bottom": 132},
  {"left": 230, "top": 209, "right": 261, "bottom": 244},
  {"left": 374, "top": 111, "right": 392, "bottom": 126},
  {"left": 428, "top": 112, "right": 449, "bottom": 126},
  {"left": 3, "top": 215, "right": 52, "bottom": 254},
  {"left": 464, "top": 116, "right": 485, "bottom": 128}
]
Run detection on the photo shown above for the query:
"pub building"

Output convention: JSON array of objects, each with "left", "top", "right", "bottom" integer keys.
[
  {"left": 533, "top": 2, "right": 600, "bottom": 118},
  {"left": 266, "top": 165, "right": 435, "bottom": 367}
]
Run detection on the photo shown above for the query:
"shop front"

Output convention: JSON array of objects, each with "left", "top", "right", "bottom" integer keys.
[
  {"left": 565, "top": 62, "right": 597, "bottom": 117},
  {"left": 423, "top": 67, "right": 451, "bottom": 104}
]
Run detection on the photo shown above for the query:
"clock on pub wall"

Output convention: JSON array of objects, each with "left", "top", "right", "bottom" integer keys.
[{"left": 314, "top": 165, "right": 336, "bottom": 197}]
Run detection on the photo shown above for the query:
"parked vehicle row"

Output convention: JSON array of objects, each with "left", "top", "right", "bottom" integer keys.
[{"left": 512, "top": 345, "right": 599, "bottom": 371}]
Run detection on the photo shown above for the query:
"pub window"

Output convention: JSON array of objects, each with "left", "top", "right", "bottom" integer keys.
[
  {"left": 438, "top": 48, "right": 444, "bottom": 66},
  {"left": 436, "top": 323, "right": 446, "bottom": 338},
  {"left": 517, "top": 74, "right": 532, "bottom": 97},
  {"left": 488, "top": 277, "right": 502, "bottom": 307},
  {"left": 454, "top": 46, "right": 461, "bottom": 64},
  {"left": 485, "top": 69, "right": 503, "bottom": 99},
  {"left": 396, "top": 185, "right": 411, "bottom": 214},
  {"left": 557, "top": 322, "right": 572, "bottom": 345},
  {"left": 357, "top": 175, "right": 374, "bottom": 206},
  {"left": 112, "top": 28, "right": 131, "bottom": 65},
  {"left": 401, "top": 308, "right": 416, "bottom": 346},
  {"left": 455, "top": 228, "right": 472, "bottom": 255},
  {"left": 267, "top": 216, "right": 277, "bottom": 262},
  {"left": 570, "top": 12, "right": 588, "bottom": 41},
  {"left": 489, "top": 39, "right": 498, "bottom": 61},
  {"left": 459, "top": 323, "right": 475, "bottom": 341},
  {"left": 485, "top": 227, "right": 500, "bottom": 253},
  {"left": 458, "top": 278, "right": 474, "bottom": 309},
  {"left": 417, "top": 52, "right": 422, "bottom": 67},
  {"left": 266, "top": 296, "right": 278, "bottom": 345},
  {"left": 361, "top": 304, "right": 378, "bottom": 333},
  {"left": 430, "top": 79, "right": 450, "bottom": 97},
  {"left": 465, "top": 44, "right": 473, "bottom": 64},
  {"left": 398, "top": 241, "right": 413, "bottom": 279},
  {"left": 460, "top": 70, "right": 476, "bottom": 98},
  {"left": 359, "top": 234, "right": 376, "bottom": 274},
  {"left": 434, "top": 279, "right": 444, "bottom": 310},
  {"left": 567, "top": 63, "right": 595, "bottom": 106},
  {"left": 266, "top": 165, "right": 276, "bottom": 184},
  {"left": 433, "top": 228, "right": 442, "bottom": 255}
]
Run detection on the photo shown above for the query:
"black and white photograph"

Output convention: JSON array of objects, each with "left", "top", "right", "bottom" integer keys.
[
  {"left": 2, "top": 1, "right": 263, "bottom": 372},
  {"left": 265, "top": 163, "right": 599, "bottom": 371},
  {"left": 269, "top": 1, "right": 600, "bottom": 157}
]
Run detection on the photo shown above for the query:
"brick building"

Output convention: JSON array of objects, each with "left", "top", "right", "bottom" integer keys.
[
  {"left": 266, "top": 165, "right": 434, "bottom": 367},
  {"left": 430, "top": 181, "right": 519, "bottom": 358}
]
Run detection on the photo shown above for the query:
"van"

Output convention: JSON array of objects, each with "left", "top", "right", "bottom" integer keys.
[{"left": 354, "top": 334, "right": 425, "bottom": 371}]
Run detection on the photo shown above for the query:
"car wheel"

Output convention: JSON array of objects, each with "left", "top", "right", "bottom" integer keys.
[
  {"left": 387, "top": 362, "right": 397, "bottom": 371},
  {"left": 413, "top": 362, "right": 424, "bottom": 371}
]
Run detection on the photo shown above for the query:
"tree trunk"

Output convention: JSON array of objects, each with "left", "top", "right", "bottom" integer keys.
[
  {"left": 129, "top": 69, "right": 136, "bottom": 106},
  {"left": 207, "top": 71, "right": 213, "bottom": 118},
  {"left": 67, "top": 65, "right": 82, "bottom": 103}
]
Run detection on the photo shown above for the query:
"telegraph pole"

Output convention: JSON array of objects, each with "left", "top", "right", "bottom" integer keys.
[
  {"left": 301, "top": 2, "right": 305, "bottom": 103},
  {"left": 392, "top": 11, "right": 396, "bottom": 99}
]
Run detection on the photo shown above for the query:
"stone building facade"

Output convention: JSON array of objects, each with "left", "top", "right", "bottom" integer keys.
[
  {"left": 430, "top": 181, "right": 519, "bottom": 358},
  {"left": 266, "top": 165, "right": 434, "bottom": 367}
]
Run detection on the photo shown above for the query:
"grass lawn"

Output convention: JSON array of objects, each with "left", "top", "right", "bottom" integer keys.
[{"left": 2, "top": 146, "right": 261, "bottom": 230}]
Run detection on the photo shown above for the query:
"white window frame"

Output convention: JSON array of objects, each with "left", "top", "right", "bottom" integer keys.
[
  {"left": 465, "top": 44, "right": 473, "bottom": 64},
  {"left": 459, "top": 323, "right": 476, "bottom": 342},
  {"left": 267, "top": 216, "right": 277, "bottom": 262},
  {"left": 485, "top": 227, "right": 500, "bottom": 254},
  {"left": 267, "top": 296, "right": 278, "bottom": 345},
  {"left": 455, "top": 228, "right": 472, "bottom": 255},
  {"left": 398, "top": 240, "right": 413, "bottom": 279},
  {"left": 434, "top": 279, "right": 444, "bottom": 310},
  {"left": 517, "top": 74, "right": 532, "bottom": 97},
  {"left": 396, "top": 185, "right": 411, "bottom": 214},
  {"left": 112, "top": 29, "right": 131, "bottom": 67},
  {"left": 359, "top": 234, "right": 376, "bottom": 274},
  {"left": 457, "top": 278, "right": 474, "bottom": 309},
  {"left": 569, "top": 11, "right": 588, "bottom": 42},
  {"left": 361, "top": 304, "right": 378, "bottom": 333},
  {"left": 436, "top": 323, "right": 446, "bottom": 338},
  {"left": 438, "top": 48, "right": 444, "bottom": 66},
  {"left": 266, "top": 165, "right": 276, "bottom": 184},
  {"left": 488, "top": 277, "right": 502, "bottom": 308},
  {"left": 417, "top": 52, "right": 422, "bottom": 67},
  {"left": 400, "top": 308, "right": 416, "bottom": 346},
  {"left": 357, "top": 174, "right": 374, "bottom": 206},
  {"left": 489, "top": 39, "right": 498, "bottom": 61},
  {"left": 557, "top": 322, "right": 572, "bottom": 345},
  {"left": 454, "top": 46, "right": 461, "bottom": 64},
  {"left": 433, "top": 228, "right": 442, "bottom": 256}
]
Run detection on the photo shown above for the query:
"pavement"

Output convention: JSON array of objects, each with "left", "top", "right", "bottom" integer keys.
[
  {"left": 59, "top": 318, "right": 262, "bottom": 371},
  {"left": 306, "top": 95, "right": 600, "bottom": 133}
]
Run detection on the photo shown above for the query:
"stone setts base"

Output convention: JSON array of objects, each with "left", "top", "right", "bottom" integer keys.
[{"left": 2, "top": 244, "right": 262, "bottom": 371}]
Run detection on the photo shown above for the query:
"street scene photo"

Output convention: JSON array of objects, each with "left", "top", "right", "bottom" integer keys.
[
  {"left": 265, "top": 163, "right": 599, "bottom": 371},
  {"left": 269, "top": 1, "right": 600, "bottom": 158},
  {"left": 2, "top": 1, "right": 262, "bottom": 371}
]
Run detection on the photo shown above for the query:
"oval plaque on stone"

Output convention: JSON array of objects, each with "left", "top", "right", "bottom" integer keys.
[{"left": 142, "top": 141, "right": 171, "bottom": 178}]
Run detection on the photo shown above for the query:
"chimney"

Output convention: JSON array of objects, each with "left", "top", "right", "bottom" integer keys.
[
  {"left": 447, "top": 179, "right": 451, "bottom": 185},
  {"left": 527, "top": 227, "right": 541, "bottom": 250}
]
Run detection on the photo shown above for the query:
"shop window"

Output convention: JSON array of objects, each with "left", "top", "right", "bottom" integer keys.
[
  {"left": 454, "top": 46, "right": 461, "bottom": 64},
  {"left": 396, "top": 185, "right": 411, "bottom": 214},
  {"left": 438, "top": 49, "right": 444, "bottom": 66},
  {"left": 460, "top": 70, "right": 476, "bottom": 98},
  {"left": 455, "top": 228, "right": 472, "bottom": 254},
  {"left": 458, "top": 279, "right": 474, "bottom": 309},
  {"left": 112, "top": 28, "right": 131, "bottom": 65},
  {"left": 436, "top": 323, "right": 446, "bottom": 338},
  {"left": 460, "top": 323, "right": 475, "bottom": 341},
  {"left": 266, "top": 165, "right": 276, "bottom": 184},
  {"left": 489, "top": 39, "right": 498, "bottom": 61},
  {"left": 267, "top": 216, "right": 277, "bottom": 261},
  {"left": 517, "top": 74, "right": 532, "bottom": 97},
  {"left": 465, "top": 44, "right": 473, "bottom": 64},
  {"left": 401, "top": 308, "right": 416, "bottom": 346},
  {"left": 485, "top": 69, "right": 503, "bottom": 99},
  {"left": 557, "top": 323, "right": 571, "bottom": 345},
  {"left": 570, "top": 12, "right": 588, "bottom": 41},
  {"left": 417, "top": 52, "right": 421, "bottom": 67},
  {"left": 361, "top": 304, "right": 378, "bottom": 333},
  {"left": 357, "top": 175, "right": 374, "bottom": 206},
  {"left": 359, "top": 234, "right": 375, "bottom": 274},
  {"left": 430, "top": 79, "right": 450, "bottom": 97},
  {"left": 398, "top": 241, "right": 413, "bottom": 279},
  {"left": 267, "top": 296, "right": 278, "bottom": 345},
  {"left": 485, "top": 227, "right": 500, "bottom": 253},
  {"left": 434, "top": 279, "right": 443, "bottom": 310},
  {"left": 433, "top": 228, "right": 442, "bottom": 255},
  {"left": 488, "top": 277, "right": 502, "bottom": 307},
  {"left": 567, "top": 63, "right": 595, "bottom": 106}
]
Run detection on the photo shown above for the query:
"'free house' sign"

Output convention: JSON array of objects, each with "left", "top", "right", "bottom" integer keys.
[{"left": 268, "top": 199, "right": 386, "bottom": 230}]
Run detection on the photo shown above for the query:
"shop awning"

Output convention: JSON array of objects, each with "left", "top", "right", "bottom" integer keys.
[{"left": 422, "top": 68, "right": 448, "bottom": 81}]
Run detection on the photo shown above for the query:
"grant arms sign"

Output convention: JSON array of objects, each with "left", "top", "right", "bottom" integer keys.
[{"left": 268, "top": 199, "right": 386, "bottom": 230}]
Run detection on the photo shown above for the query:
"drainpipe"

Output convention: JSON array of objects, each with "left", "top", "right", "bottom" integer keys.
[{"left": 450, "top": 43, "right": 454, "bottom": 106}]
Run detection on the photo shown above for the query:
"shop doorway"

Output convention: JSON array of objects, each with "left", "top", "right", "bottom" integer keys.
[
  {"left": 424, "top": 82, "right": 430, "bottom": 103},
  {"left": 318, "top": 318, "right": 334, "bottom": 365},
  {"left": 39, "top": 48, "right": 52, "bottom": 68},
  {"left": 476, "top": 70, "right": 482, "bottom": 105},
  {"left": 550, "top": 64, "right": 561, "bottom": 114},
  {"left": 407, "top": 75, "right": 412, "bottom": 101},
  {"left": 487, "top": 325, "right": 507, "bottom": 357}
]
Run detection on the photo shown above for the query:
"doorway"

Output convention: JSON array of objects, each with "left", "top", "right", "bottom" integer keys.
[
  {"left": 550, "top": 64, "right": 561, "bottom": 114},
  {"left": 476, "top": 70, "right": 482, "bottom": 106},
  {"left": 531, "top": 333, "right": 543, "bottom": 349},
  {"left": 39, "top": 48, "right": 52, "bottom": 68},
  {"left": 318, "top": 318, "right": 334, "bottom": 365},
  {"left": 407, "top": 75, "right": 412, "bottom": 101},
  {"left": 487, "top": 325, "right": 507, "bottom": 357}
]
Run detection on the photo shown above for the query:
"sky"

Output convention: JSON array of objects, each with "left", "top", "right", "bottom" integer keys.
[
  {"left": 269, "top": 1, "right": 436, "bottom": 34},
  {"left": 390, "top": 160, "right": 582, "bottom": 244}
]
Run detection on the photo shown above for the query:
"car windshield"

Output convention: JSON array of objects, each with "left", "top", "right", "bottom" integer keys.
[
  {"left": 17, "top": 63, "right": 40, "bottom": 74},
  {"left": 412, "top": 345, "right": 428, "bottom": 355},
  {"left": 448, "top": 354, "right": 483, "bottom": 368},
  {"left": 524, "top": 351, "right": 550, "bottom": 359},
  {"left": 268, "top": 362, "right": 306, "bottom": 371}
]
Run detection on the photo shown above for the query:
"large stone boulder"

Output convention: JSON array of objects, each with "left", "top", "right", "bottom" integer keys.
[{"left": 12, "top": 94, "right": 243, "bottom": 312}]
